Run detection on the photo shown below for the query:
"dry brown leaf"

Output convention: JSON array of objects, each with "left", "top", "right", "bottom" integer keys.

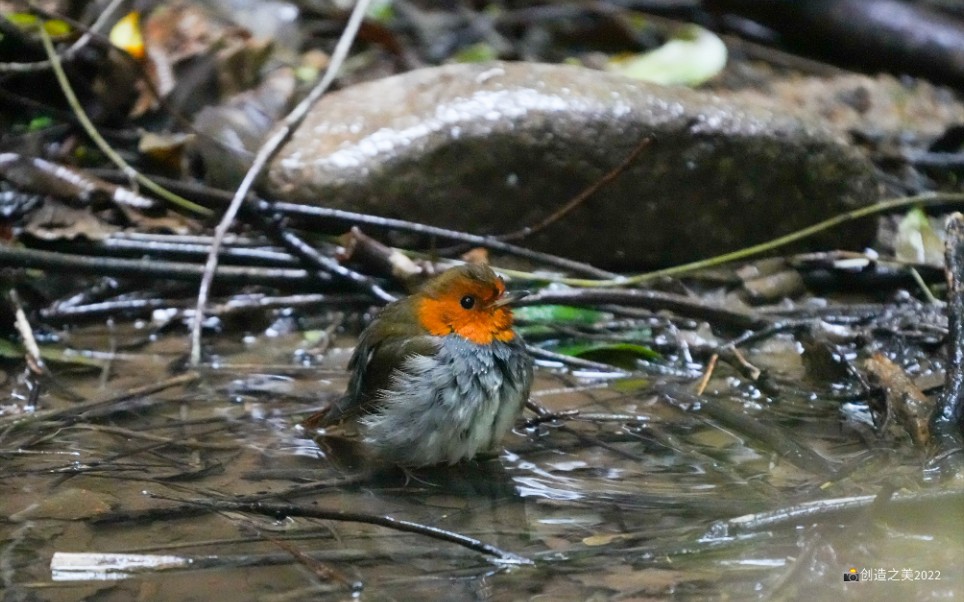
[{"left": 26, "top": 201, "right": 117, "bottom": 241}]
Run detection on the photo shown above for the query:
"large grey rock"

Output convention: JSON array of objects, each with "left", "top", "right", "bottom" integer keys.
[{"left": 266, "top": 62, "right": 880, "bottom": 268}]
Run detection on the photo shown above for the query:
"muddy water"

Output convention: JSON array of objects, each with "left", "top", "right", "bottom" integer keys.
[{"left": 0, "top": 324, "right": 960, "bottom": 601}]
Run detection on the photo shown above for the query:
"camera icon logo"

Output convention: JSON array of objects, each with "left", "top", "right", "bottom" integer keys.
[{"left": 844, "top": 568, "right": 860, "bottom": 582}]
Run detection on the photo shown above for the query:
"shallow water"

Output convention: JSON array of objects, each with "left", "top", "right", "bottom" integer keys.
[{"left": 0, "top": 323, "right": 960, "bottom": 601}]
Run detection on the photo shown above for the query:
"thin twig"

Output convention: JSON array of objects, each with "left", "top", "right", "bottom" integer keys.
[
  {"left": 497, "top": 136, "right": 652, "bottom": 241},
  {"left": 0, "top": 244, "right": 319, "bottom": 287},
  {"left": 248, "top": 205, "right": 394, "bottom": 300},
  {"left": 39, "top": 293, "right": 369, "bottom": 323},
  {"left": 501, "top": 192, "right": 964, "bottom": 288},
  {"left": 611, "top": 192, "right": 964, "bottom": 287},
  {"left": 269, "top": 201, "right": 619, "bottom": 278},
  {"left": 8, "top": 289, "right": 44, "bottom": 374},
  {"left": 30, "top": 232, "right": 302, "bottom": 267},
  {"left": 721, "top": 319, "right": 813, "bottom": 349},
  {"left": 908, "top": 266, "right": 941, "bottom": 304},
  {"left": 0, "top": 152, "right": 157, "bottom": 209},
  {"left": 695, "top": 353, "right": 718, "bottom": 396},
  {"left": 84, "top": 172, "right": 620, "bottom": 279},
  {"left": 190, "top": 0, "right": 377, "bottom": 366}
]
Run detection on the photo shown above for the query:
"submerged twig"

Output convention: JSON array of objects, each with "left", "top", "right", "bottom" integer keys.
[
  {"left": 267, "top": 534, "right": 363, "bottom": 592},
  {"left": 711, "top": 487, "right": 964, "bottom": 535},
  {"left": 556, "top": 424, "right": 650, "bottom": 462},
  {"left": 0, "top": 371, "right": 198, "bottom": 433},
  {"left": 50, "top": 544, "right": 488, "bottom": 579},
  {"left": 657, "top": 386, "right": 837, "bottom": 476},
  {"left": 69, "top": 424, "right": 239, "bottom": 451},
  {"left": 147, "top": 495, "right": 533, "bottom": 565}
]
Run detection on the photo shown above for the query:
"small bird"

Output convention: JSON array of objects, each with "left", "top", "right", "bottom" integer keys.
[{"left": 308, "top": 263, "right": 533, "bottom": 466}]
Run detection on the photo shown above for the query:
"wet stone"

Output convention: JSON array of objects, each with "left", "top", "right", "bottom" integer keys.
[{"left": 266, "top": 62, "right": 880, "bottom": 269}]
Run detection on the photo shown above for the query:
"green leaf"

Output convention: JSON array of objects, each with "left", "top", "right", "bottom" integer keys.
[
  {"left": 514, "top": 305, "right": 609, "bottom": 325},
  {"left": 515, "top": 325, "right": 556, "bottom": 339},
  {"left": 2, "top": 13, "right": 72, "bottom": 36},
  {"left": 367, "top": 0, "right": 395, "bottom": 22},
  {"left": 554, "top": 341, "right": 660, "bottom": 369},
  {"left": 28, "top": 116, "right": 54, "bottom": 131},
  {"left": 2, "top": 12, "right": 39, "bottom": 28},
  {"left": 610, "top": 377, "right": 650, "bottom": 392},
  {"left": 302, "top": 330, "right": 327, "bottom": 345},
  {"left": 43, "top": 18, "right": 71, "bottom": 37},
  {"left": 452, "top": 42, "right": 498, "bottom": 63},
  {"left": 607, "top": 25, "right": 727, "bottom": 86}
]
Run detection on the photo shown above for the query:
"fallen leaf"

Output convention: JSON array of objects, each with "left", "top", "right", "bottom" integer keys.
[{"left": 608, "top": 25, "right": 727, "bottom": 86}]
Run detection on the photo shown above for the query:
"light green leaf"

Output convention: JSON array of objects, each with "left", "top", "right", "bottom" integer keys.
[
  {"left": 607, "top": 25, "right": 727, "bottom": 86},
  {"left": 2, "top": 13, "right": 72, "bottom": 36},
  {"left": 367, "top": 0, "right": 395, "bottom": 22},
  {"left": 302, "top": 330, "right": 327, "bottom": 345},
  {"left": 28, "top": 116, "right": 54, "bottom": 131},
  {"left": 895, "top": 207, "right": 943, "bottom": 266},
  {"left": 453, "top": 42, "right": 499, "bottom": 64},
  {"left": 611, "top": 377, "right": 650, "bottom": 392}
]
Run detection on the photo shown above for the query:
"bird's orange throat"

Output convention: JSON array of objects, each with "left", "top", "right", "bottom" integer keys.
[{"left": 416, "top": 294, "right": 516, "bottom": 345}]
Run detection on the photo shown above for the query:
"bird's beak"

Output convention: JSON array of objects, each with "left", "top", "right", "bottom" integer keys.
[{"left": 489, "top": 289, "right": 530, "bottom": 309}]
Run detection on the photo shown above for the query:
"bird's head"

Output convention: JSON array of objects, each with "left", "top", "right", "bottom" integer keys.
[{"left": 414, "top": 264, "right": 526, "bottom": 345}]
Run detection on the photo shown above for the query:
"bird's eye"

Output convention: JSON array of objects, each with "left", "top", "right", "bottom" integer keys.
[{"left": 460, "top": 295, "right": 476, "bottom": 309}]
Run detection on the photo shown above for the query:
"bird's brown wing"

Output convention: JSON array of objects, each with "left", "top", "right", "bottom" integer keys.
[{"left": 306, "top": 333, "right": 439, "bottom": 427}]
